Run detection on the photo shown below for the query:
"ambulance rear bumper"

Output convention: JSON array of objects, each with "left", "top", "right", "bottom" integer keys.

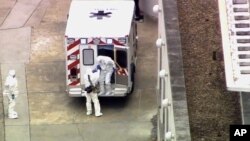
[
  {"left": 67, "top": 87, "right": 85, "bottom": 97},
  {"left": 97, "top": 88, "right": 128, "bottom": 97},
  {"left": 66, "top": 86, "right": 129, "bottom": 97}
]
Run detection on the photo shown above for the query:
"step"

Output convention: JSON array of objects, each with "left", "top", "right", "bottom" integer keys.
[
  {"left": 232, "top": 35, "right": 250, "bottom": 39},
  {"left": 230, "top": 20, "right": 250, "bottom": 24},
  {"left": 237, "top": 58, "right": 250, "bottom": 61},
  {"left": 232, "top": 12, "right": 250, "bottom": 16},
  {"left": 239, "top": 66, "right": 250, "bottom": 70},
  {"left": 232, "top": 28, "right": 250, "bottom": 32},
  {"left": 233, "top": 4, "right": 250, "bottom": 9},
  {"left": 235, "top": 51, "right": 250, "bottom": 54}
]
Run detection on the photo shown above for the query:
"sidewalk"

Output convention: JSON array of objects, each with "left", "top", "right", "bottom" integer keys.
[
  {"left": 0, "top": 27, "right": 31, "bottom": 141},
  {"left": 1, "top": 64, "right": 30, "bottom": 141}
]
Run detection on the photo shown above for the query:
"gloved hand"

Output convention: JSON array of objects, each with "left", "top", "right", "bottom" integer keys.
[
  {"left": 97, "top": 65, "right": 101, "bottom": 70},
  {"left": 11, "top": 94, "right": 15, "bottom": 100},
  {"left": 92, "top": 69, "right": 97, "bottom": 73},
  {"left": 92, "top": 65, "right": 101, "bottom": 73}
]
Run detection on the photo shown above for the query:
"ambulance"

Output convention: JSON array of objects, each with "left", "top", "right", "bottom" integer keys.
[{"left": 65, "top": 0, "right": 137, "bottom": 97}]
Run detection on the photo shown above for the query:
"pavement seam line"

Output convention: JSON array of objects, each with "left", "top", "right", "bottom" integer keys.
[
  {"left": 24, "top": 0, "right": 46, "bottom": 27},
  {"left": 240, "top": 92, "right": 245, "bottom": 124},
  {"left": 0, "top": 1, "right": 18, "bottom": 28},
  {"left": 0, "top": 63, "right": 6, "bottom": 141},
  {"left": 76, "top": 124, "right": 85, "bottom": 141},
  {"left": 24, "top": 64, "right": 32, "bottom": 141}
]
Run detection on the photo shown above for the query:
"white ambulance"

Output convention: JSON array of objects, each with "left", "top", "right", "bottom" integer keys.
[{"left": 65, "top": 0, "right": 137, "bottom": 97}]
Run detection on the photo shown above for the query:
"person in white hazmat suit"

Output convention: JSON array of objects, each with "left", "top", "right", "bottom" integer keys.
[
  {"left": 3, "top": 70, "right": 19, "bottom": 119},
  {"left": 93, "top": 56, "right": 116, "bottom": 96},
  {"left": 84, "top": 68, "right": 103, "bottom": 117}
]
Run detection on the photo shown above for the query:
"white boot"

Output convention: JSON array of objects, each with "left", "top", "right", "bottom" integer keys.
[
  {"left": 105, "top": 84, "right": 112, "bottom": 95},
  {"left": 86, "top": 111, "right": 92, "bottom": 115},
  {"left": 8, "top": 100, "right": 18, "bottom": 119},
  {"left": 95, "top": 113, "right": 103, "bottom": 117},
  {"left": 8, "top": 111, "right": 18, "bottom": 119},
  {"left": 92, "top": 95, "right": 102, "bottom": 117}
]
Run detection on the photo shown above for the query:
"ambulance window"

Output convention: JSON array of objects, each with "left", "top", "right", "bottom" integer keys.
[
  {"left": 83, "top": 49, "right": 94, "bottom": 65},
  {"left": 116, "top": 50, "right": 127, "bottom": 68},
  {"left": 97, "top": 45, "right": 114, "bottom": 60}
]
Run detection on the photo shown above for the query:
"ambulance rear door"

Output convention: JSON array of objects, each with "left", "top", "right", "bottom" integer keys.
[
  {"left": 79, "top": 43, "right": 98, "bottom": 85},
  {"left": 114, "top": 45, "right": 129, "bottom": 87}
]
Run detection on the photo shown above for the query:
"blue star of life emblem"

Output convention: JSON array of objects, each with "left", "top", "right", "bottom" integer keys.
[{"left": 90, "top": 10, "right": 112, "bottom": 20}]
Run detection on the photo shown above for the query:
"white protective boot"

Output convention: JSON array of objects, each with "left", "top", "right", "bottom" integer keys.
[
  {"left": 92, "top": 94, "right": 103, "bottom": 117},
  {"left": 105, "top": 84, "right": 112, "bottom": 95},
  {"left": 8, "top": 100, "right": 18, "bottom": 119},
  {"left": 8, "top": 111, "right": 18, "bottom": 119},
  {"left": 86, "top": 111, "right": 92, "bottom": 116}
]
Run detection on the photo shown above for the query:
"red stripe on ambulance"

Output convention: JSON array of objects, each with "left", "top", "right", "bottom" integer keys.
[
  {"left": 113, "top": 39, "right": 125, "bottom": 46},
  {"left": 69, "top": 79, "right": 80, "bottom": 86},
  {"left": 68, "top": 60, "right": 79, "bottom": 70},
  {"left": 66, "top": 38, "right": 80, "bottom": 86},
  {"left": 67, "top": 39, "right": 80, "bottom": 51},
  {"left": 67, "top": 50, "right": 79, "bottom": 60}
]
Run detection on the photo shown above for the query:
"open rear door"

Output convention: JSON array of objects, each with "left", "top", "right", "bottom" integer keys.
[
  {"left": 114, "top": 46, "right": 129, "bottom": 86},
  {"left": 79, "top": 45, "right": 97, "bottom": 85}
]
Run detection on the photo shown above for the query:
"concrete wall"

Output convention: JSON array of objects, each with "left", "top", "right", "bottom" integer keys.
[{"left": 140, "top": 0, "right": 158, "bottom": 19}]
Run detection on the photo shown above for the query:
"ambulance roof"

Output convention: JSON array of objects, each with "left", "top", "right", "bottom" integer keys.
[{"left": 65, "top": 0, "right": 135, "bottom": 38}]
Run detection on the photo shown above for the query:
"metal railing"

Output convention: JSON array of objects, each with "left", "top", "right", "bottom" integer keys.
[{"left": 154, "top": 0, "right": 176, "bottom": 140}]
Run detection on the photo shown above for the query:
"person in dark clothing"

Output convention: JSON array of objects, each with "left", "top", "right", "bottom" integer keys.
[{"left": 134, "top": 0, "right": 144, "bottom": 22}]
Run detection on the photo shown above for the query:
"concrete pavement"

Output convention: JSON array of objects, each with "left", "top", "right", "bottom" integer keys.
[
  {"left": 0, "top": 0, "right": 42, "bottom": 29},
  {"left": 0, "top": 27, "right": 31, "bottom": 63},
  {"left": 0, "top": 0, "right": 16, "bottom": 26}
]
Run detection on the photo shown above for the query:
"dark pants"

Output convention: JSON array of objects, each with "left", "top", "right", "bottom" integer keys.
[{"left": 134, "top": 0, "right": 142, "bottom": 18}]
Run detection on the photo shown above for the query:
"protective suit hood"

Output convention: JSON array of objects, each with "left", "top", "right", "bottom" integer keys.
[{"left": 9, "top": 70, "right": 15, "bottom": 77}]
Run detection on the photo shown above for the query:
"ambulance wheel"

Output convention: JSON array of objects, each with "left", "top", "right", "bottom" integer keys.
[
  {"left": 128, "top": 64, "right": 135, "bottom": 94},
  {"left": 128, "top": 72, "right": 135, "bottom": 94}
]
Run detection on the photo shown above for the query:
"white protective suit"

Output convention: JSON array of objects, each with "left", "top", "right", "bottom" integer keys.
[
  {"left": 94, "top": 56, "right": 115, "bottom": 95},
  {"left": 3, "top": 70, "right": 19, "bottom": 119},
  {"left": 84, "top": 69, "right": 103, "bottom": 117}
]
